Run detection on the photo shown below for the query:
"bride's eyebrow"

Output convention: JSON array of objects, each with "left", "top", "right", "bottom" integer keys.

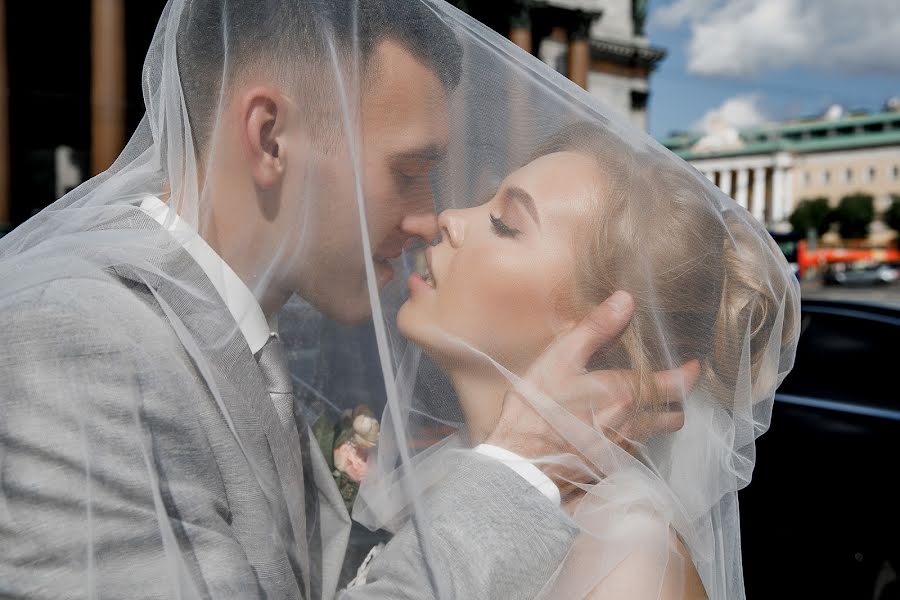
[{"left": 502, "top": 186, "right": 541, "bottom": 229}]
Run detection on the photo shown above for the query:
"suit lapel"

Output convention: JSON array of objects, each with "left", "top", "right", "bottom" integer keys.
[
  {"left": 102, "top": 208, "right": 314, "bottom": 598},
  {"left": 306, "top": 430, "right": 352, "bottom": 600}
]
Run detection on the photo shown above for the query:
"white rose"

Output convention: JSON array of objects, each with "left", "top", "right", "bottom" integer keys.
[{"left": 352, "top": 414, "right": 380, "bottom": 449}]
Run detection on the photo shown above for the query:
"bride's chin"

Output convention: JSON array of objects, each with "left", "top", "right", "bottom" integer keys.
[
  {"left": 397, "top": 300, "right": 429, "bottom": 345},
  {"left": 397, "top": 303, "right": 457, "bottom": 365}
]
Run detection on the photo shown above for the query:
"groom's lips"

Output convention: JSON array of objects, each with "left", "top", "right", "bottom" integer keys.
[
  {"left": 374, "top": 247, "right": 403, "bottom": 289},
  {"left": 374, "top": 258, "right": 395, "bottom": 289}
]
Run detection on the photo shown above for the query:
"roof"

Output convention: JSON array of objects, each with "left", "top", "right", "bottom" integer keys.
[{"left": 662, "top": 110, "right": 900, "bottom": 160}]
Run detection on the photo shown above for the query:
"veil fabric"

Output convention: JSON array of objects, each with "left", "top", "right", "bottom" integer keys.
[{"left": 0, "top": 1, "right": 800, "bottom": 599}]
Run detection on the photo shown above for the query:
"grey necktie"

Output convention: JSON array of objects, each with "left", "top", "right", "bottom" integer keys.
[
  {"left": 255, "top": 333, "right": 296, "bottom": 430},
  {"left": 255, "top": 333, "right": 322, "bottom": 598},
  {"left": 255, "top": 334, "right": 319, "bottom": 598}
]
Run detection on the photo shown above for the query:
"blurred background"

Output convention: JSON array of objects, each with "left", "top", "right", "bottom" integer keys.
[{"left": 0, "top": 0, "right": 897, "bottom": 597}]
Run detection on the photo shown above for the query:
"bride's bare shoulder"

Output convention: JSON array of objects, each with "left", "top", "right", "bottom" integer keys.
[{"left": 583, "top": 528, "right": 708, "bottom": 600}]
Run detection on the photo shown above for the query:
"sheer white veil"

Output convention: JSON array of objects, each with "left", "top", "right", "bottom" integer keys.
[{"left": 0, "top": 1, "right": 800, "bottom": 598}]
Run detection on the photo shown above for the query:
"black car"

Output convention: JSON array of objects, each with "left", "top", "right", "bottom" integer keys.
[
  {"left": 823, "top": 261, "right": 900, "bottom": 286},
  {"left": 740, "top": 299, "right": 900, "bottom": 599}
]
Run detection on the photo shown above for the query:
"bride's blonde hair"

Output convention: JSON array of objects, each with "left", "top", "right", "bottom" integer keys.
[{"left": 537, "top": 123, "right": 798, "bottom": 410}]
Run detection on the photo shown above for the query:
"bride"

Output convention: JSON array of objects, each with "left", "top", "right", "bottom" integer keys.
[{"left": 388, "top": 123, "right": 800, "bottom": 599}]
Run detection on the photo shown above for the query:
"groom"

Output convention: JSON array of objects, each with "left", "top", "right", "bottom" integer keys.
[{"left": 0, "top": 1, "right": 692, "bottom": 598}]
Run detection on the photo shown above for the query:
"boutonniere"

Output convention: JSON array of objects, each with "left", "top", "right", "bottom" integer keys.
[{"left": 312, "top": 404, "right": 380, "bottom": 513}]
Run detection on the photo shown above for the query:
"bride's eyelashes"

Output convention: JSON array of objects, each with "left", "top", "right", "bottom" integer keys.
[{"left": 489, "top": 213, "right": 521, "bottom": 239}]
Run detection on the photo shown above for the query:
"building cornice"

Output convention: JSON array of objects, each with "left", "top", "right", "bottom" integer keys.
[
  {"left": 664, "top": 110, "right": 900, "bottom": 159},
  {"left": 667, "top": 129, "right": 900, "bottom": 161},
  {"left": 590, "top": 38, "right": 666, "bottom": 69}
]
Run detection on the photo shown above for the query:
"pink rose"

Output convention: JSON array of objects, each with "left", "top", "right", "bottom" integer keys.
[{"left": 334, "top": 441, "right": 369, "bottom": 482}]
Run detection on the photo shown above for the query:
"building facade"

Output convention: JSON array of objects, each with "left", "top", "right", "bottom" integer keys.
[
  {"left": 530, "top": 0, "right": 664, "bottom": 130},
  {"left": 446, "top": 1, "right": 665, "bottom": 130},
  {"left": 662, "top": 106, "right": 900, "bottom": 234},
  {"left": 0, "top": 0, "right": 665, "bottom": 233}
]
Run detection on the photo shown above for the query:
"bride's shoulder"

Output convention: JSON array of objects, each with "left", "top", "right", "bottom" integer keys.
[{"left": 567, "top": 504, "right": 707, "bottom": 600}]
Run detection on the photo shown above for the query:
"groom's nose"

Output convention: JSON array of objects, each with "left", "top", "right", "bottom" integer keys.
[{"left": 400, "top": 212, "right": 439, "bottom": 245}]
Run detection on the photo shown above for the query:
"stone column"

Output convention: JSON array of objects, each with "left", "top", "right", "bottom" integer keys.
[
  {"left": 91, "top": 0, "right": 126, "bottom": 175},
  {"left": 0, "top": 0, "right": 9, "bottom": 232},
  {"left": 509, "top": 1, "right": 532, "bottom": 53},
  {"left": 719, "top": 169, "right": 733, "bottom": 197},
  {"left": 771, "top": 166, "right": 785, "bottom": 224},
  {"left": 567, "top": 13, "right": 591, "bottom": 89},
  {"left": 735, "top": 168, "right": 749, "bottom": 209},
  {"left": 783, "top": 168, "right": 795, "bottom": 218},
  {"left": 751, "top": 167, "right": 766, "bottom": 223}
]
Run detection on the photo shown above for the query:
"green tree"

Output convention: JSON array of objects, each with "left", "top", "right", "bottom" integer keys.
[
  {"left": 789, "top": 197, "right": 832, "bottom": 237},
  {"left": 885, "top": 194, "right": 900, "bottom": 234},
  {"left": 833, "top": 193, "right": 874, "bottom": 239}
]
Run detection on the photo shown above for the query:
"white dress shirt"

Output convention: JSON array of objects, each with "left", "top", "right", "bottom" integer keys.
[
  {"left": 140, "top": 196, "right": 272, "bottom": 353},
  {"left": 139, "top": 196, "right": 559, "bottom": 505}
]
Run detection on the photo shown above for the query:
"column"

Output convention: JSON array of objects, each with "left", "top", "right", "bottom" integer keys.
[
  {"left": 567, "top": 13, "right": 590, "bottom": 89},
  {"left": 783, "top": 168, "right": 794, "bottom": 218},
  {"left": 719, "top": 169, "right": 733, "bottom": 197},
  {"left": 771, "top": 166, "right": 785, "bottom": 224},
  {"left": 91, "top": 0, "right": 125, "bottom": 175},
  {"left": 735, "top": 168, "right": 749, "bottom": 209},
  {"left": 0, "top": 0, "right": 9, "bottom": 232},
  {"left": 508, "top": 1, "right": 532, "bottom": 53},
  {"left": 751, "top": 167, "right": 766, "bottom": 223}
]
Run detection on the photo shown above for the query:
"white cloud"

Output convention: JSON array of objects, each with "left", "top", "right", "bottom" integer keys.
[
  {"left": 652, "top": 0, "right": 900, "bottom": 77},
  {"left": 693, "top": 93, "right": 768, "bottom": 133},
  {"left": 651, "top": 0, "right": 717, "bottom": 29}
]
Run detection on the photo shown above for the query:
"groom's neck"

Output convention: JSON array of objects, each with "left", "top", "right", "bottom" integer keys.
[{"left": 197, "top": 179, "right": 293, "bottom": 320}]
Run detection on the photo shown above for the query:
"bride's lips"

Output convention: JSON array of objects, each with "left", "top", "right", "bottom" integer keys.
[
  {"left": 424, "top": 247, "right": 436, "bottom": 287},
  {"left": 407, "top": 271, "right": 432, "bottom": 294},
  {"left": 407, "top": 247, "right": 437, "bottom": 295}
]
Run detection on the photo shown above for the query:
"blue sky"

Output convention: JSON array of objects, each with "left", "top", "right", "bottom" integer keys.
[{"left": 645, "top": 0, "right": 900, "bottom": 139}]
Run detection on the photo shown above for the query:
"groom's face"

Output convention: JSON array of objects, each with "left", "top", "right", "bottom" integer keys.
[{"left": 293, "top": 40, "right": 450, "bottom": 324}]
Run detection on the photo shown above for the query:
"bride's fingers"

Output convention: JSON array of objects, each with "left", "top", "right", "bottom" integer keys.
[{"left": 555, "top": 290, "right": 634, "bottom": 368}]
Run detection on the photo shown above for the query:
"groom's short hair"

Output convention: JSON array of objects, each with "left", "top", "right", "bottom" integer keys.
[{"left": 175, "top": 0, "right": 463, "bottom": 153}]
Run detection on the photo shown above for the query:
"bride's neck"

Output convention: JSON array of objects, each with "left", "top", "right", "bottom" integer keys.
[{"left": 447, "top": 366, "right": 509, "bottom": 447}]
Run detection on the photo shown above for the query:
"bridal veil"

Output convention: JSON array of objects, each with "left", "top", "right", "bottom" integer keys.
[{"left": 0, "top": 1, "right": 800, "bottom": 598}]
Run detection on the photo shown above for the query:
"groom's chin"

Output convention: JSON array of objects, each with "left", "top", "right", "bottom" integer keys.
[
  {"left": 309, "top": 290, "right": 374, "bottom": 326},
  {"left": 336, "top": 301, "right": 375, "bottom": 326}
]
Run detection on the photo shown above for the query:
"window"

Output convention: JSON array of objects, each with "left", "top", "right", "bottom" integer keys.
[
  {"left": 777, "top": 308, "right": 900, "bottom": 408},
  {"left": 844, "top": 168, "right": 853, "bottom": 184},
  {"left": 823, "top": 170, "right": 831, "bottom": 184},
  {"left": 803, "top": 171, "right": 811, "bottom": 186},
  {"left": 892, "top": 165, "right": 899, "bottom": 180},
  {"left": 630, "top": 90, "right": 649, "bottom": 112},
  {"left": 867, "top": 166, "right": 877, "bottom": 182}
]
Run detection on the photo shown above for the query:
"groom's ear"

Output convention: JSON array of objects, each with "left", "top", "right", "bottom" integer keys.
[{"left": 240, "top": 86, "right": 289, "bottom": 190}]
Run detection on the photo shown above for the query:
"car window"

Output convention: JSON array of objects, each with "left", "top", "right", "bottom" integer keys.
[{"left": 777, "top": 308, "right": 899, "bottom": 409}]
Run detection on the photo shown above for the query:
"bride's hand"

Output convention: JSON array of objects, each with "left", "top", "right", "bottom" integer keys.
[{"left": 485, "top": 290, "right": 700, "bottom": 488}]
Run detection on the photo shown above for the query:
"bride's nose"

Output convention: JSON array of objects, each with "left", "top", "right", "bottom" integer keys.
[{"left": 437, "top": 209, "right": 465, "bottom": 248}]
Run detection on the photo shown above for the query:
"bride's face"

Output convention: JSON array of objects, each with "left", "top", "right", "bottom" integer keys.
[{"left": 397, "top": 151, "right": 600, "bottom": 373}]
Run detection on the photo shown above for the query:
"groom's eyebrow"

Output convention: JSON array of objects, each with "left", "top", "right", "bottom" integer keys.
[
  {"left": 504, "top": 186, "right": 540, "bottom": 228},
  {"left": 396, "top": 144, "right": 446, "bottom": 163}
]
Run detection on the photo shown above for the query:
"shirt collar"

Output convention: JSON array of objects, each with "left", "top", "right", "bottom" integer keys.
[{"left": 139, "top": 196, "right": 273, "bottom": 354}]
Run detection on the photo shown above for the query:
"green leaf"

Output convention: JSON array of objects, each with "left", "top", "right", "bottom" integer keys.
[{"left": 312, "top": 414, "right": 336, "bottom": 471}]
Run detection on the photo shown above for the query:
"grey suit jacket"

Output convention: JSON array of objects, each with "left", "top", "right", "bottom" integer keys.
[{"left": 0, "top": 212, "right": 576, "bottom": 599}]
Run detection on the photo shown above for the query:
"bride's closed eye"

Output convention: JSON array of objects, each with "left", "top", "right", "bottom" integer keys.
[{"left": 490, "top": 213, "right": 521, "bottom": 239}]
